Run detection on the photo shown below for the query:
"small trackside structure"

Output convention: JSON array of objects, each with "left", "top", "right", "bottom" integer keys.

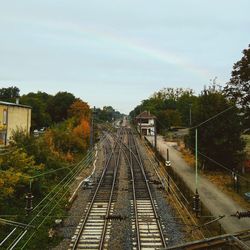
[{"left": 135, "top": 110, "right": 156, "bottom": 136}]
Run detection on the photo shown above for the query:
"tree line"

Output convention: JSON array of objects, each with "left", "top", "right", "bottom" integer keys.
[
  {"left": 0, "top": 88, "right": 123, "bottom": 130},
  {"left": 0, "top": 87, "right": 123, "bottom": 237},
  {"left": 130, "top": 44, "right": 250, "bottom": 172}
]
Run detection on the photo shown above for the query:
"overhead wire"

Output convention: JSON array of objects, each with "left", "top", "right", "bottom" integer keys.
[
  {"left": 6, "top": 127, "right": 113, "bottom": 249},
  {"left": 19, "top": 128, "right": 115, "bottom": 249}
]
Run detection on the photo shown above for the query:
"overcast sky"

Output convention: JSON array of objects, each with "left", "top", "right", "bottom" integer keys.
[{"left": 0, "top": 0, "right": 249, "bottom": 114}]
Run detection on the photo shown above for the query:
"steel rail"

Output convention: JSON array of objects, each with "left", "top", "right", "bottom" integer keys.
[
  {"left": 99, "top": 126, "right": 142, "bottom": 249},
  {"left": 99, "top": 129, "right": 124, "bottom": 249},
  {"left": 128, "top": 129, "right": 168, "bottom": 249},
  {"left": 7, "top": 133, "right": 110, "bottom": 250},
  {"left": 71, "top": 128, "right": 124, "bottom": 250},
  {"left": 108, "top": 128, "right": 167, "bottom": 249},
  {"left": 7, "top": 151, "right": 96, "bottom": 250},
  {"left": 17, "top": 133, "right": 115, "bottom": 250},
  {"left": 127, "top": 129, "right": 141, "bottom": 250}
]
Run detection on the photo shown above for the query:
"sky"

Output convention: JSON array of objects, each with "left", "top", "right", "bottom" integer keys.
[{"left": 0, "top": 0, "right": 249, "bottom": 114}]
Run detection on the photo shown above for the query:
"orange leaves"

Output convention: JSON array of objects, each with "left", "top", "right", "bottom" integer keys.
[
  {"left": 65, "top": 151, "right": 74, "bottom": 162},
  {"left": 73, "top": 118, "right": 90, "bottom": 140},
  {"left": 68, "top": 100, "right": 91, "bottom": 121},
  {"left": 37, "top": 99, "right": 91, "bottom": 163}
]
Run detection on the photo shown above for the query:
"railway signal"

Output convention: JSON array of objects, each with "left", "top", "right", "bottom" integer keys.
[
  {"left": 193, "top": 190, "right": 200, "bottom": 218},
  {"left": 25, "top": 192, "right": 34, "bottom": 215},
  {"left": 165, "top": 148, "right": 171, "bottom": 167}
]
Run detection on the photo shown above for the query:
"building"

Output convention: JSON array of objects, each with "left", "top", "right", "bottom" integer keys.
[
  {"left": 0, "top": 100, "right": 31, "bottom": 145},
  {"left": 136, "top": 111, "right": 156, "bottom": 136}
]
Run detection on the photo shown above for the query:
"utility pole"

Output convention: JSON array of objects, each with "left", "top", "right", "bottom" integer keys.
[
  {"left": 154, "top": 118, "right": 157, "bottom": 151},
  {"left": 193, "top": 128, "right": 200, "bottom": 217},
  {"left": 90, "top": 106, "right": 95, "bottom": 150},
  {"left": 189, "top": 104, "right": 192, "bottom": 126},
  {"left": 140, "top": 118, "right": 142, "bottom": 138},
  {"left": 191, "top": 106, "right": 234, "bottom": 218}
]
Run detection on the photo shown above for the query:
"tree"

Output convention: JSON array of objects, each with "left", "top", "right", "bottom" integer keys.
[
  {"left": 188, "top": 86, "right": 245, "bottom": 171},
  {"left": 68, "top": 99, "right": 91, "bottom": 122},
  {"left": 224, "top": 44, "right": 250, "bottom": 128},
  {"left": 95, "top": 106, "right": 122, "bottom": 122},
  {"left": 47, "top": 92, "right": 76, "bottom": 123},
  {"left": 130, "top": 87, "right": 197, "bottom": 129},
  {"left": 72, "top": 118, "right": 90, "bottom": 148},
  {"left": 0, "top": 148, "right": 44, "bottom": 201},
  {"left": 0, "top": 86, "right": 20, "bottom": 102},
  {"left": 21, "top": 94, "right": 52, "bottom": 129},
  {"left": 176, "top": 92, "right": 197, "bottom": 126}
]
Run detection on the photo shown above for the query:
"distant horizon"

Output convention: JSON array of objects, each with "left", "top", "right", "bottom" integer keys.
[{"left": 0, "top": 80, "right": 226, "bottom": 115}]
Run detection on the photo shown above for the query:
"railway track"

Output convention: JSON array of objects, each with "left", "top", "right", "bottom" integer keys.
[
  {"left": 70, "top": 127, "right": 168, "bottom": 249},
  {"left": 126, "top": 128, "right": 168, "bottom": 250},
  {"left": 69, "top": 129, "right": 124, "bottom": 250}
]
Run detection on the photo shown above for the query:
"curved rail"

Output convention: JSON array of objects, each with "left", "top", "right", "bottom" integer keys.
[
  {"left": 99, "top": 131, "right": 123, "bottom": 249},
  {"left": 71, "top": 128, "right": 124, "bottom": 250},
  {"left": 109, "top": 127, "right": 168, "bottom": 249},
  {"left": 129, "top": 129, "right": 167, "bottom": 249}
]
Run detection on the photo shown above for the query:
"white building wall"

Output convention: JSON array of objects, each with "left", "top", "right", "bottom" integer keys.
[
  {"left": 137, "top": 118, "right": 155, "bottom": 136},
  {"left": 7, "top": 106, "right": 31, "bottom": 143}
]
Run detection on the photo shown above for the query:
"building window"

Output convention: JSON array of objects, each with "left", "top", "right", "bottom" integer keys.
[
  {"left": 140, "top": 118, "right": 149, "bottom": 124},
  {"left": 3, "top": 110, "right": 7, "bottom": 125}
]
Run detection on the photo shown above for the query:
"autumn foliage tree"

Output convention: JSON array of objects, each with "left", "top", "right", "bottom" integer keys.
[
  {"left": 0, "top": 149, "right": 44, "bottom": 202},
  {"left": 68, "top": 99, "right": 91, "bottom": 122},
  {"left": 73, "top": 119, "right": 90, "bottom": 139}
]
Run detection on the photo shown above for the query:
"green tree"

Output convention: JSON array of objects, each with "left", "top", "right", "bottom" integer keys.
[
  {"left": 130, "top": 87, "right": 196, "bottom": 130},
  {"left": 188, "top": 86, "right": 245, "bottom": 171},
  {"left": 0, "top": 86, "right": 20, "bottom": 102},
  {"left": 95, "top": 106, "right": 123, "bottom": 122},
  {"left": 47, "top": 92, "right": 76, "bottom": 123},
  {"left": 176, "top": 92, "right": 197, "bottom": 126},
  {"left": 0, "top": 148, "right": 44, "bottom": 202},
  {"left": 224, "top": 44, "right": 250, "bottom": 128},
  {"left": 21, "top": 94, "right": 52, "bottom": 129}
]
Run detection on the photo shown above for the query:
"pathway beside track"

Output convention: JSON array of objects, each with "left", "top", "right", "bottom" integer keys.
[{"left": 146, "top": 135, "right": 250, "bottom": 234}]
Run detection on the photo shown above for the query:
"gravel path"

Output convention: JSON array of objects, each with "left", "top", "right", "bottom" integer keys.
[{"left": 147, "top": 135, "right": 250, "bottom": 234}]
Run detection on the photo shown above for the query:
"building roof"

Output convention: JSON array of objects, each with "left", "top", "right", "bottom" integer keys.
[
  {"left": 136, "top": 111, "right": 156, "bottom": 119},
  {"left": 0, "top": 101, "right": 32, "bottom": 109}
]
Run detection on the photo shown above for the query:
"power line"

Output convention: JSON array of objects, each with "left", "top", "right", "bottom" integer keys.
[
  {"left": 190, "top": 106, "right": 235, "bottom": 130},
  {"left": 190, "top": 146, "right": 250, "bottom": 183},
  {"left": 17, "top": 132, "right": 113, "bottom": 249},
  {"left": 6, "top": 129, "right": 112, "bottom": 249}
]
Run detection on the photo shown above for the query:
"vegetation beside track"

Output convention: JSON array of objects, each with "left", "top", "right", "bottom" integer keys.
[{"left": 0, "top": 95, "right": 92, "bottom": 248}]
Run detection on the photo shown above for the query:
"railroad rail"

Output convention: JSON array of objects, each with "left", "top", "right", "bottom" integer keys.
[
  {"left": 69, "top": 129, "right": 124, "bottom": 250},
  {"left": 126, "top": 128, "right": 168, "bottom": 250},
  {"left": 70, "top": 127, "right": 168, "bottom": 249}
]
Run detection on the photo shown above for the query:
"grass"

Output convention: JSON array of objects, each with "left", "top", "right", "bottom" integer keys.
[
  {"left": 178, "top": 143, "right": 195, "bottom": 167},
  {"left": 177, "top": 141, "right": 250, "bottom": 210},
  {"left": 204, "top": 171, "right": 250, "bottom": 210}
]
